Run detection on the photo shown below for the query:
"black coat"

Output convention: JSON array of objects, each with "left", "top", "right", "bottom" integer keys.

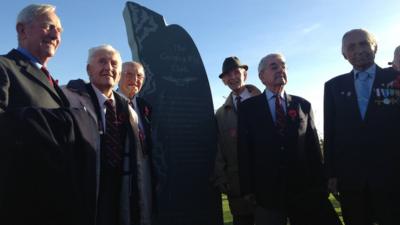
[
  {"left": 238, "top": 92, "right": 325, "bottom": 210},
  {"left": 0, "top": 107, "right": 98, "bottom": 225},
  {"left": 324, "top": 65, "right": 400, "bottom": 191},
  {"left": 0, "top": 49, "right": 69, "bottom": 112}
]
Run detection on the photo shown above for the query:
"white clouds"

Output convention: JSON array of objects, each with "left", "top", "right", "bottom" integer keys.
[{"left": 301, "top": 23, "right": 322, "bottom": 35}]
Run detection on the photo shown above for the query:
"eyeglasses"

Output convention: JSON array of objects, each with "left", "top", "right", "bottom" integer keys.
[{"left": 39, "top": 22, "right": 63, "bottom": 33}]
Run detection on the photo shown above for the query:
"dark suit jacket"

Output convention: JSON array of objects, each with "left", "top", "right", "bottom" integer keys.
[
  {"left": 0, "top": 107, "right": 98, "bottom": 225},
  {"left": 0, "top": 49, "right": 69, "bottom": 112},
  {"left": 63, "top": 79, "right": 163, "bottom": 223},
  {"left": 238, "top": 92, "right": 324, "bottom": 210},
  {"left": 136, "top": 96, "right": 165, "bottom": 214},
  {"left": 324, "top": 65, "right": 400, "bottom": 191}
]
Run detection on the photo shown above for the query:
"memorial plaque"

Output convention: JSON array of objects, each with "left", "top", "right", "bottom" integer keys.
[{"left": 123, "top": 2, "right": 223, "bottom": 225}]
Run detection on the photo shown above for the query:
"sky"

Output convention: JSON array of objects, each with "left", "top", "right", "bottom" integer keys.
[{"left": 1, "top": 0, "right": 400, "bottom": 135}]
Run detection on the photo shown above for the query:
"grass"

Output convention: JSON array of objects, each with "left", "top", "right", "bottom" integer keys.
[{"left": 222, "top": 194, "right": 343, "bottom": 225}]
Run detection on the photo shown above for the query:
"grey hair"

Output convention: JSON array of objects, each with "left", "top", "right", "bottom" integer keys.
[
  {"left": 87, "top": 44, "right": 122, "bottom": 66},
  {"left": 258, "top": 53, "right": 285, "bottom": 74},
  {"left": 393, "top": 46, "right": 400, "bottom": 61},
  {"left": 342, "top": 29, "right": 377, "bottom": 55},
  {"left": 16, "top": 4, "right": 56, "bottom": 25},
  {"left": 393, "top": 45, "right": 400, "bottom": 67},
  {"left": 122, "top": 61, "right": 144, "bottom": 73}
]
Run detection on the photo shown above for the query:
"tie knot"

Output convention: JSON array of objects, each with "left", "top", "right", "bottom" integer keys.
[
  {"left": 41, "top": 66, "right": 49, "bottom": 73},
  {"left": 235, "top": 96, "right": 241, "bottom": 109},
  {"left": 357, "top": 72, "right": 370, "bottom": 81},
  {"left": 104, "top": 99, "right": 114, "bottom": 108},
  {"left": 275, "top": 94, "right": 281, "bottom": 103},
  {"left": 129, "top": 99, "right": 135, "bottom": 109}
]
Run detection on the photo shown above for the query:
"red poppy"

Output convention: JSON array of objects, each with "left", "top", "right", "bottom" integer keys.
[
  {"left": 229, "top": 128, "right": 237, "bottom": 138},
  {"left": 392, "top": 75, "right": 400, "bottom": 88},
  {"left": 139, "top": 130, "right": 145, "bottom": 142},
  {"left": 144, "top": 106, "right": 150, "bottom": 117},
  {"left": 118, "top": 113, "right": 127, "bottom": 123},
  {"left": 288, "top": 109, "right": 297, "bottom": 120}
]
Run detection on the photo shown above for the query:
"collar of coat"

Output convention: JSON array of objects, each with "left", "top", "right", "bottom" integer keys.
[{"left": 223, "top": 84, "right": 261, "bottom": 110}]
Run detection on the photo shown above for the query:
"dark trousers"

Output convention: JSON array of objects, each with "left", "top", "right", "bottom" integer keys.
[
  {"left": 340, "top": 186, "right": 399, "bottom": 225},
  {"left": 255, "top": 206, "right": 286, "bottom": 225},
  {"left": 287, "top": 192, "right": 342, "bottom": 225},
  {"left": 255, "top": 191, "right": 341, "bottom": 225},
  {"left": 233, "top": 214, "right": 255, "bottom": 225}
]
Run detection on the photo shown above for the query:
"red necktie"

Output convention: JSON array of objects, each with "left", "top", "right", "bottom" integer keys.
[
  {"left": 41, "top": 66, "right": 54, "bottom": 87},
  {"left": 103, "top": 99, "right": 123, "bottom": 168},
  {"left": 275, "top": 95, "right": 286, "bottom": 135}
]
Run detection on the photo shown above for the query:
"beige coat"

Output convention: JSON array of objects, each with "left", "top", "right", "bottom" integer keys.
[{"left": 213, "top": 84, "right": 261, "bottom": 215}]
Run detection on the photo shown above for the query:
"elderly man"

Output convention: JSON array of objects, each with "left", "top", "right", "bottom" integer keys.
[
  {"left": 0, "top": 3, "right": 68, "bottom": 111},
  {"left": 0, "top": 4, "right": 98, "bottom": 225},
  {"left": 324, "top": 29, "right": 400, "bottom": 225},
  {"left": 118, "top": 61, "right": 157, "bottom": 225},
  {"left": 238, "top": 53, "right": 340, "bottom": 225},
  {"left": 62, "top": 45, "right": 155, "bottom": 225},
  {"left": 212, "top": 56, "right": 260, "bottom": 225}
]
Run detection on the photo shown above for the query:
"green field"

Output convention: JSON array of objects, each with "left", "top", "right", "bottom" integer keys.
[{"left": 222, "top": 194, "right": 343, "bottom": 225}]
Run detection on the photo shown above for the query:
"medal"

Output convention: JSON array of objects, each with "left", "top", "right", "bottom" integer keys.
[
  {"left": 375, "top": 88, "right": 381, "bottom": 97},
  {"left": 381, "top": 88, "right": 390, "bottom": 105}
]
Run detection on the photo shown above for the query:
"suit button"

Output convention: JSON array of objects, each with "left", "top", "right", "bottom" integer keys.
[{"left": 280, "top": 146, "right": 284, "bottom": 150}]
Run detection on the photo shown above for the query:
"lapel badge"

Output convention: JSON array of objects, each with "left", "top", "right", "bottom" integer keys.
[{"left": 229, "top": 128, "right": 237, "bottom": 138}]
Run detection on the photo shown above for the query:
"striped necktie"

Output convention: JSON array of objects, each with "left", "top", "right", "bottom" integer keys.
[
  {"left": 41, "top": 66, "right": 54, "bottom": 87},
  {"left": 103, "top": 99, "right": 123, "bottom": 168},
  {"left": 275, "top": 95, "right": 286, "bottom": 135}
]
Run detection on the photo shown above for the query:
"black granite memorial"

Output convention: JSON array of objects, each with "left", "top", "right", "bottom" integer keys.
[{"left": 123, "top": 2, "right": 222, "bottom": 225}]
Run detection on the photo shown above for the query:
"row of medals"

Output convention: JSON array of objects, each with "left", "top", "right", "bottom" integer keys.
[{"left": 374, "top": 88, "right": 399, "bottom": 105}]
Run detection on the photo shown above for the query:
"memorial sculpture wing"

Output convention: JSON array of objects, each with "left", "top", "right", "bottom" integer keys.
[{"left": 123, "top": 2, "right": 222, "bottom": 225}]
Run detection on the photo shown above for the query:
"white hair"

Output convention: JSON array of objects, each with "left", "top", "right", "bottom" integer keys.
[
  {"left": 17, "top": 4, "right": 56, "bottom": 25},
  {"left": 393, "top": 46, "right": 400, "bottom": 62},
  {"left": 122, "top": 61, "right": 143, "bottom": 70},
  {"left": 258, "top": 53, "right": 285, "bottom": 74},
  {"left": 87, "top": 44, "right": 122, "bottom": 65}
]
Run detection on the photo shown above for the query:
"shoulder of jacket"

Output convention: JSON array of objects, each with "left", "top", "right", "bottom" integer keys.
[{"left": 245, "top": 84, "right": 262, "bottom": 96}]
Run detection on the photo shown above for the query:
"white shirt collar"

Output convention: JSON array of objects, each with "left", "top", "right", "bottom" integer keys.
[
  {"left": 353, "top": 64, "right": 376, "bottom": 79},
  {"left": 232, "top": 88, "right": 251, "bottom": 101},
  {"left": 91, "top": 83, "right": 115, "bottom": 106},
  {"left": 264, "top": 87, "right": 285, "bottom": 101}
]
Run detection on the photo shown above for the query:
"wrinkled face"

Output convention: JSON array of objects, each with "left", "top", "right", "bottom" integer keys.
[
  {"left": 119, "top": 63, "right": 145, "bottom": 98},
  {"left": 342, "top": 30, "right": 377, "bottom": 71},
  {"left": 18, "top": 11, "right": 62, "bottom": 64},
  {"left": 259, "top": 55, "right": 287, "bottom": 91},
  {"left": 221, "top": 67, "right": 247, "bottom": 93},
  {"left": 87, "top": 49, "right": 121, "bottom": 95}
]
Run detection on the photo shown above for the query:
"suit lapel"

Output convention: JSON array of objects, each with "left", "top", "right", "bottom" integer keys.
[
  {"left": 9, "top": 49, "right": 68, "bottom": 107},
  {"left": 85, "top": 83, "right": 105, "bottom": 132},
  {"left": 284, "top": 94, "right": 301, "bottom": 134},
  {"left": 136, "top": 97, "right": 151, "bottom": 133},
  {"left": 258, "top": 91, "right": 275, "bottom": 130},
  {"left": 339, "top": 72, "right": 363, "bottom": 122}
]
